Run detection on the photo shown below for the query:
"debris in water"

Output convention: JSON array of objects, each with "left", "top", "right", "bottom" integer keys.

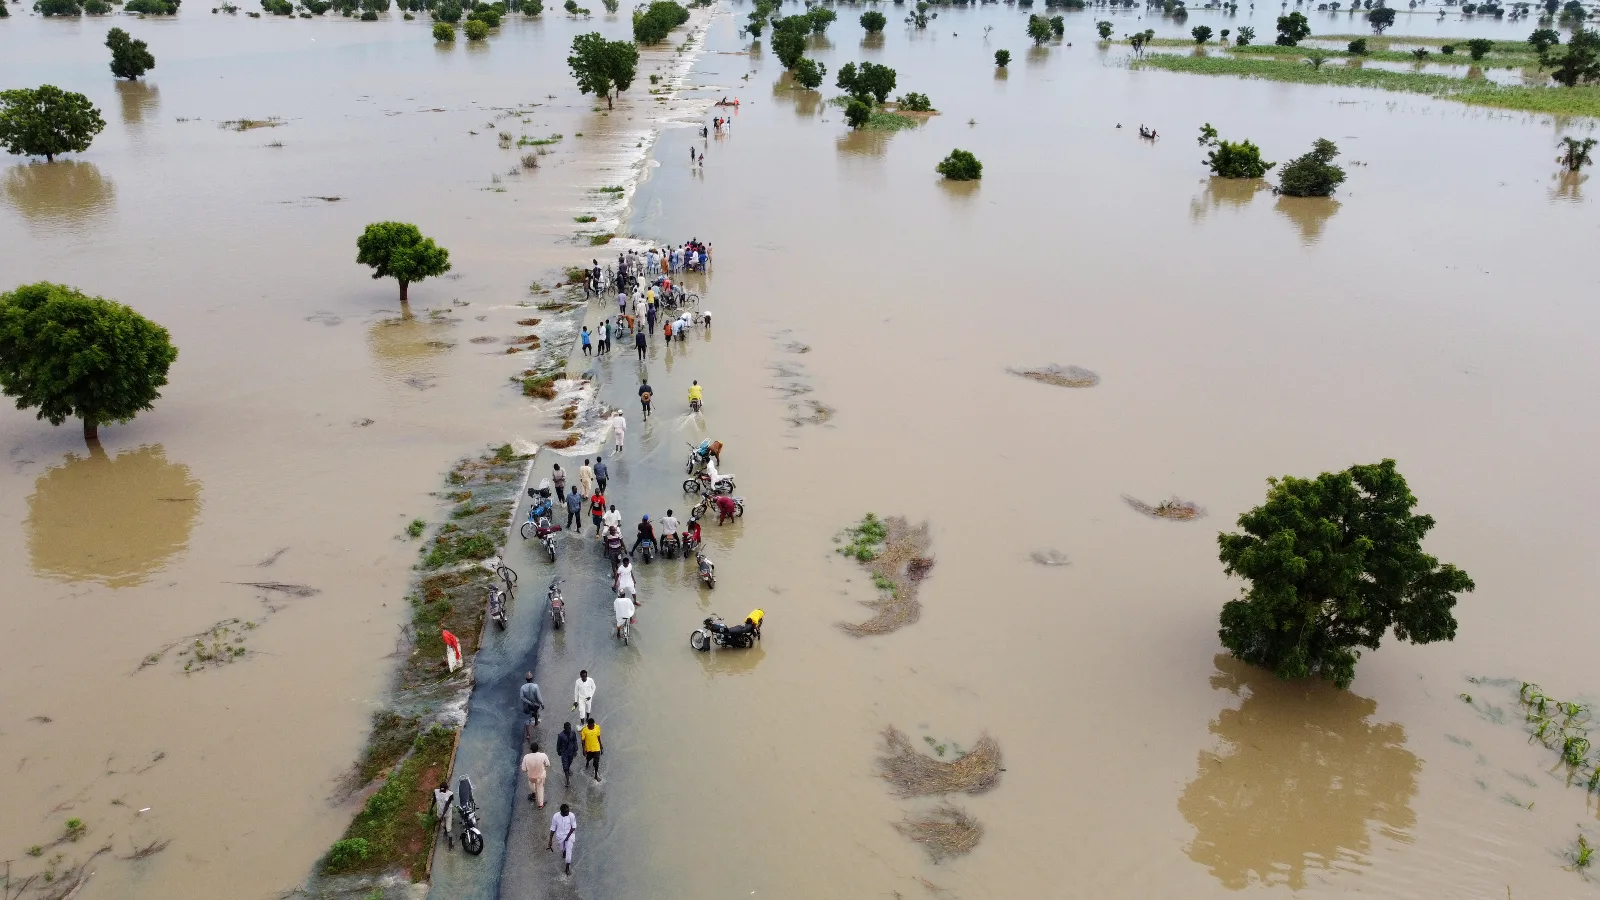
[
  {"left": 838, "top": 516, "right": 931, "bottom": 636},
  {"left": 782, "top": 341, "right": 811, "bottom": 354},
  {"left": 230, "top": 581, "right": 320, "bottom": 597},
  {"left": 1007, "top": 364, "right": 1100, "bottom": 388},
  {"left": 219, "top": 117, "right": 284, "bottom": 131},
  {"left": 121, "top": 839, "right": 171, "bottom": 860},
  {"left": 353, "top": 418, "right": 375, "bottom": 427},
  {"left": 878, "top": 726, "right": 1003, "bottom": 796},
  {"left": 785, "top": 399, "right": 835, "bottom": 427},
  {"left": 256, "top": 547, "right": 289, "bottom": 567},
  {"left": 30, "top": 715, "right": 53, "bottom": 724},
  {"left": 1029, "top": 549, "right": 1070, "bottom": 566},
  {"left": 1123, "top": 495, "right": 1205, "bottom": 521},
  {"left": 470, "top": 336, "right": 499, "bottom": 344},
  {"left": 309, "top": 195, "right": 342, "bottom": 202},
  {"left": 894, "top": 803, "right": 984, "bottom": 862}
]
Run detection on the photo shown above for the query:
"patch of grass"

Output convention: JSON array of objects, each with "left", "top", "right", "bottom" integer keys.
[
  {"left": 522, "top": 374, "right": 558, "bottom": 399},
  {"left": 517, "top": 132, "right": 564, "bottom": 146},
  {"left": 574, "top": 215, "right": 598, "bottom": 223},
  {"left": 589, "top": 234, "right": 613, "bottom": 246},
  {"left": 1225, "top": 42, "right": 1536, "bottom": 68},
  {"left": 1133, "top": 53, "right": 1600, "bottom": 119},
  {"left": 63, "top": 819, "right": 86, "bottom": 842},
  {"left": 546, "top": 432, "right": 581, "bottom": 449},
  {"left": 1315, "top": 34, "right": 1531, "bottom": 52},
  {"left": 878, "top": 726, "right": 1003, "bottom": 796},
  {"left": 322, "top": 725, "right": 458, "bottom": 879},
  {"left": 407, "top": 518, "right": 426, "bottom": 538},
  {"left": 836, "top": 512, "right": 888, "bottom": 561},
  {"left": 356, "top": 711, "right": 423, "bottom": 785},
  {"left": 837, "top": 515, "right": 935, "bottom": 636},
  {"left": 865, "top": 111, "right": 921, "bottom": 131},
  {"left": 592, "top": 185, "right": 626, "bottom": 193},
  {"left": 422, "top": 531, "right": 497, "bottom": 569}
]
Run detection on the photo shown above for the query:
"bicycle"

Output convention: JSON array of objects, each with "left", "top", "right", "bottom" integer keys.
[{"left": 496, "top": 563, "right": 518, "bottom": 597}]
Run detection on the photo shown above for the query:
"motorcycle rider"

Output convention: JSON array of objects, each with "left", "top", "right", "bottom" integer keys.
[
  {"left": 613, "top": 592, "right": 636, "bottom": 640},
  {"left": 659, "top": 509, "right": 681, "bottom": 555},
  {"left": 683, "top": 515, "right": 703, "bottom": 552},
  {"left": 688, "top": 380, "right": 703, "bottom": 411},
  {"left": 602, "top": 503, "right": 622, "bottom": 536},
  {"left": 603, "top": 526, "right": 626, "bottom": 572},
  {"left": 702, "top": 454, "right": 720, "bottom": 489},
  {"left": 631, "top": 514, "right": 656, "bottom": 558}
]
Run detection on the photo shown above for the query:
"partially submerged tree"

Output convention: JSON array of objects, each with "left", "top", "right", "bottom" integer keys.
[
  {"left": 356, "top": 222, "right": 452, "bottom": 305},
  {"left": 433, "top": 20, "right": 455, "bottom": 39},
  {"left": 0, "top": 86, "right": 106, "bottom": 163},
  {"left": 772, "top": 18, "right": 808, "bottom": 68},
  {"left": 1192, "top": 24, "right": 1213, "bottom": 44},
  {"left": 806, "top": 5, "right": 834, "bottom": 32},
  {"left": 1217, "top": 459, "right": 1474, "bottom": 689},
  {"left": 1027, "top": 13, "right": 1053, "bottom": 45},
  {"left": 1557, "top": 135, "right": 1596, "bottom": 171},
  {"left": 1366, "top": 5, "right": 1394, "bottom": 32},
  {"left": 1465, "top": 37, "right": 1494, "bottom": 59},
  {"left": 837, "top": 60, "right": 897, "bottom": 104},
  {"left": 1548, "top": 26, "right": 1600, "bottom": 86},
  {"left": 1236, "top": 25, "right": 1255, "bottom": 45},
  {"left": 464, "top": 17, "right": 489, "bottom": 39},
  {"left": 1528, "top": 27, "right": 1561, "bottom": 66},
  {"left": 1198, "top": 123, "right": 1274, "bottom": 178},
  {"left": 792, "top": 57, "right": 826, "bottom": 89},
  {"left": 995, "top": 48, "right": 1012, "bottom": 66},
  {"left": 1347, "top": 37, "right": 1368, "bottom": 55},
  {"left": 844, "top": 98, "right": 871, "bottom": 128},
  {"left": 1275, "top": 11, "right": 1310, "bottom": 45},
  {"left": 106, "top": 28, "right": 156, "bottom": 81},
  {"left": 860, "top": 9, "right": 886, "bottom": 31},
  {"left": 1096, "top": 19, "right": 1113, "bottom": 39},
  {"left": 1278, "top": 137, "right": 1346, "bottom": 196},
  {"left": 567, "top": 31, "right": 639, "bottom": 109},
  {"left": 935, "top": 148, "right": 982, "bottom": 180},
  {"left": 632, "top": 0, "right": 688, "bottom": 44},
  {"left": 0, "top": 282, "right": 179, "bottom": 444}
]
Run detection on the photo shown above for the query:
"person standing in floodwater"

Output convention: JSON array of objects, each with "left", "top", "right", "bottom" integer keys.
[
  {"left": 565, "top": 486, "right": 583, "bottom": 532},
  {"left": 638, "top": 379, "right": 653, "bottom": 419},
  {"left": 594, "top": 457, "right": 608, "bottom": 494},
  {"left": 634, "top": 328, "right": 647, "bottom": 361},
  {"left": 548, "top": 803, "right": 577, "bottom": 877},
  {"left": 690, "top": 146, "right": 696, "bottom": 163},
  {"left": 521, "top": 741, "right": 550, "bottom": 808},
  {"left": 580, "top": 326, "right": 591, "bottom": 357},
  {"left": 573, "top": 670, "right": 597, "bottom": 721},
  {"left": 579, "top": 716, "right": 603, "bottom": 782},
  {"left": 556, "top": 722, "right": 579, "bottom": 787}
]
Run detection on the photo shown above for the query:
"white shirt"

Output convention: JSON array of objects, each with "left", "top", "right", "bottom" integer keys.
[
  {"left": 573, "top": 676, "right": 596, "bottom": 705},
  {"left": 614, "top": 595, "right": 636, "bottom": 623},
  {"left": 615, "top": 565, "right": 636, "bottom": 594},
  {"left": 551, "top": 811, "right": 577, "bottom": 844},
  {"left": 602, "top": 510, "right": 621, "bottom": 531},
  {"left": 661, "top": 515, "right": 680, "bottom": 536},
  {"left": 613, "top": 415, "right": 627, "bottom": 435},
  {"left": 704, "top": 459, "right": 719, "bottom": 484}
]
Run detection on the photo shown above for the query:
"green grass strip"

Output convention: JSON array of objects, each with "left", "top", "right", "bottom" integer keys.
[
  {"left": 1225, "top": 42, "right": 1538, "bottom": 68},
  {"left": 1132, "top": 53, "right": 1600, "bottom": 118}
]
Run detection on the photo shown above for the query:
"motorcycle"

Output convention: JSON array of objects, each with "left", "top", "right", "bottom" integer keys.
[
  {"left": 690, "top": 397, "right": 703, "bottom": 414},
  {"left": 453, "top": 776, "right": 485, "bottom": 855},
  {"left": 682, "top": 471, "right": 735, "bottom": 495},
  {"left": 603, "top": 532, "right": 627, "bottom": 573},
  {"left": 634, "top": 537, "right": 656, "bottom": 564},
  {"left": 525, "top": 483, "right": 555, "bottom": 519},
  {"left": 691, "top": 496, "right": 744, "bottom": 521},
  {"left": 695, "top": 550, "right": 716, "bottom": 589},
  {"left": 548, "top": 578, "right": 566, "bottom": 629},
  {"left": 520, "top": 515, "right": 560, "bottom": 561},
  {"left": 659, "top": 533, "right": 682, "bottom": 559},
  {"left": 690, "top": 611, "right": 764, "bottom": 651},
  {"left": 684, "top": 440, "right": 723, "bottom": 475},
  {"left": 487, "top": 585, "right": 508, "bottom": 630}
]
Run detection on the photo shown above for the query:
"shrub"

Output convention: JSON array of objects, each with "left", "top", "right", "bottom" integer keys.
[
  {"left": 793, "top": 56, "right": 825, "bottom": 89},
  {"left": 324, "top": 838, "right": 372, "bottom": 873},
  {"left": 896, "top": 91, "right": 932, "bottom": 111},
  {"left": 860, "top": 9, "right": 886, "bottom": 31},
  {"left": 465, "top": 18, "right": 489, "bottom": 38},
  {"left": 845, "top": 98, "right": 871, "bottom": 128},
  {"left": 1192, "top": 24, "right": 1213, "bottom": 44},
  {"left": 33, "top": 0, "right": 84, "bottom": 16},
  {"left": 1096, "top": 19, "right": 1113, "bottom": 39},
  {"left": 995, "top": 48, "right": 1011, "bottom": 66},
  {"left": 1274, "top": 11, "right": 1310, "bottom": 46},
  {"left": 261, "top": 0, "right": 292, "bottom": 14},
  {"left": 1277, "top": 137, "right": 1346, "bottom": 197},
  {"left": 1347, "top": 37, "right": 1367, "bottom": 54},
  {"left": 432, "top": 0, "right": 461, "bottom": 20},
  {"left": 468, "top": 5, "right": 500, "bottom": 24},
  {"left": 935, "top": 148, "right": 982, "bottom": 180},
  {"left": 433, "top": 20, "right": 454, "bottom": 38},
  {"left": 1466, "top": 37, "right": 1494, "bottom": 59},
  {"left": 632, "top": 0, "right": 688, "bottom": 43},
  {"left": 1440, "top": 43, "right": 1455, "bottom": 54}
]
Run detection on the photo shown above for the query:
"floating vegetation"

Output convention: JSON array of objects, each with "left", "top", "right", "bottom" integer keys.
[
  {"left": 785, "top": 399, "right": 835, "bottom": 427},
  {"left": 220, "top": 117, "right": 284, "bottom": 131},
  {"left": 120, "top": 838, "right": 171, "bottom": 860},
  {"left": 546, "top": 432, "right": 581, "bottom": 449},
  {"left": 228, "top": 581, "right": 320, "bottom": 598},
  {"left": 895, "top": 803, "right": 983, "bottom": 862},
  {"left": 1029, "top": 549, "right": 1070, "bottom": 567},
  {"left": 469, "top": 335, "right": 498, "bottom": 344},
  {"left": 1007, "top": 364, "right": 1100, "bottom": 388},
  {"left": 836, "top": 515, "right": 933, "bottom": 637},
  {"left": 1572, "top": 833, "right": 1595, "bottom": 871},
  {"left": 516, "top": 318, "right": 541, "bottom": 327},
  {"left": 1123, "top": 495, "right": 1205, "bottom": 521},
  {"left": 517, "top": 132, "right": 564, "bottom": 146},
  {"left": 878, "top": 726, "right": 1003, "bottom": 797},
  {"left": 1516, "top": 682, "right": 1600, "bottom": 796},
  {"left": 574, "top": 215, "right": 597, "bottom": 223}
]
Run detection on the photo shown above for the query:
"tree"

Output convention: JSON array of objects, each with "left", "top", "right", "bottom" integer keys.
[
  {"left": 935, "top": 148, "right": 982, "bottom": 180},
  {"left": 33, "top": 0, "right": 83, "bottom": 15},
  {"left": 1275, "top": 11, "right": 1310, "bottom": 45},
  {"left": 807, "top": 6, "right": 834, "bottom": 32},
  {"left": 860, "top": 9, "right": 886, "bottom": 31},
  {"left": 896, "top": 91, "right": 932, "bottom": 111},
  {"left": 0, "top": 282, "right": 179, "bottom": 444},
  {"left": 632, "top": 0, "right": 688, "bottom": 44},
  {"left": 106, "top": 28, "right": 157, "bottom": 81},
  {"left": 1096, "top": 19, "right": 1113, "bottom": 38},
  {"left": 1557, "top": 135, "right": 1596, "bottom": 170},
  {"left": 1198, "top": 122, "right": 1275, "bottom": 177},
  {"left": 1528, "top": 27, "right": 1561, "bottom": 65},
  {"left": 844, "top": 98, "right": 871, "bottom": 128},
  {"left": 793, "top": 57, "right": 825, "bottom": 89},
  {"left": 1278, "top": 137, "right": 1346, "bottom": 196},
  {"left": 1217, "top": 460, "right": 1474, "bottom": 689},
  {"left": 464, "top": 18, "right": 490, "bottom": 38},
  {"left": 1549, "top": 26, "right": 1600, "bottom": 85},
  {"left": 1192, "top": 24, "right": 1213, "bottom": 43},
  {"left": 1366, "top": 5, "right": 1394, "bottom": 31},
  {"left": 567, "top": 32, "right": 639, "bottom": 109},
  {"left": 0, "top": 87, "right": 106, "bottom": 163},
  {"left": 432, "top": 0, "right": 461, "bottom": 19},
  {"left": 1236, "top": 24, "right": 1255, "bottom": 44},
  {"left": 995, "top": 48, "right": 1012, "bottom": 66},
  {"left": 1303, "top": 48, "right": 1331, "bottom": 69},
  {"left": 1049, "top": 14, "right": 1064, "bottom": 36},
  {"left": 838, "top": 60, "right": 896, "bottom": 103},
  {"left": 1347, "top": 37, "right": 1368, "bottom": 54},
  {"left": 356, "top": 222, "right": 451, "bottom": 305},
  {"left": 1027, "top": 14, "right": 1053, "bottom": 44},
  {"left": 772, "top": 24, "right": 807, "bottom": 68},
  {"left": 433, "top": 20, "right": 455, "bottom": 39},
  {"left": 1465, "top": 37, "right": 1493, "bottom": 59}
]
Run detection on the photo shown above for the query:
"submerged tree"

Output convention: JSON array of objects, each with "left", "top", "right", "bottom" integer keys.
[
  {"left": 433, "top": 20, "right": 455, "bottom": 39},
  {"left": 1096, "top": 19, "right": 1114, "bottom": 39},
  {"left": 935, "top": 148, "right": 982, "bottom": 180},
  {"left": 1192, "top": 24, "right": 1213, "bottom": 43},
  {"left": 837, "top": 60, "right": 897, "bottom": 104},
  {"left": 1557, "top": 135, "right": 1596, "bottom": 171},
  {"left": 1278, "top": 137, "right": 1346, "bottom": 196},
  {"left": 0, "top": 86, "right": 106, "bottom": 163},
  {"left": 995, "top": 48, "right": 1012, "bottom": 66},
  {"left": 356, "top": 222, "right": 451, "bottom": 304},
  {"left": 1465, "top": 37, "right": 1494, "bottom": 59},
  {"left": 773, "top": 24, "right": 807, "bottom": 68},
  {"left": 1275, "top": 11, "right": 1310, "bottom": 45},
  {"left": 106, "top": 28, "right": 156, "bottom": 80},
  {"left": 1027, "top": 13, "right": 1053, "bottom": 45},
  {"left": 860, "top": 8, "right": 886, "bottom": 31},
  {"left": 1236, "top": 25, "right": 1256, "bottom": 45},
  {"left": 1366, "top": 5, "right": 1394, "bottom": 32},
  {"left": 0, "top": 282, "right": 179, "bottom": 444},
  {"left": 1549, "top": 26, "right": 1600, "bottom": 86},
  {"left": 792, "top": 56, "right": 826, "bottom": 89},
  {"left": 1217, "top": 459, "right": 1474, "bottom": 689},
  {"left": 567, "top": 31, "right": 639, "bottom": 108},
  {"left": 1198, "top": 123, "right": 1275, "bottom": 178},
  {"left": 1528, "top": 27, "right": 1560, "bottom": 65},
  {"left": 844, "top": 98, "right": 871, "bottom": 128}
]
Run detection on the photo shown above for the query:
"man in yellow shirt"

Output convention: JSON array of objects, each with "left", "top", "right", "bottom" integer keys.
[
  {"left": 579, "top": 717, "right": 604, "bottom": 784},
  {"left": 687, "top": 380, "right": 703, "bottom": 411}
]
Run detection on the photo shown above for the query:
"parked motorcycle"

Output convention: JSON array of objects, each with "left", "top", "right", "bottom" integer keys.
[
  {"left": 695, "top": 550, "right": 716, "bottom": 589},
  {"left": 548, "top": 578, "right": 566, "bottom": 630},
  {"left": 682, "top": 471, "right": 735, "bottom": 495},
  {"left": 454, "top": 776, "right": 485, "bottom": 855},
  {"left": 689, "top": 610, "right": 764, "bottom": 651},
  {"left": 487, "top": 585, "right": 508, "bottom": 630},
  {"left": 684, "top": 440, "right": 723, "bottom": 475}
]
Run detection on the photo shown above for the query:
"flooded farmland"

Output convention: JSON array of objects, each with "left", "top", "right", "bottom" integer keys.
[{"left": 3, "top": 2, "right": 1599, "bottom": 900}]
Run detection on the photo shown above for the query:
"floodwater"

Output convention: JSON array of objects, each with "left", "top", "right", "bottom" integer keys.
[{"left": 3, "top": 3, "right": 1599, "bottom": 900}]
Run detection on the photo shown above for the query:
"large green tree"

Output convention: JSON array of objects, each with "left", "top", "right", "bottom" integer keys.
[
  {"left": 1027, "top": 13, "right": 1053, "bottom": 45},
  {"left": 0, "top": 86, "right": 106, "bottom": 163},
  {"left": 859, "top": 9, "right": 886, "bottom": 32},
  {"left": 1278, "top": 137, "right": 1347, "bottom": 197},
  {"left": 567, "top": 32, "right": 639, "bottom": 109},
  {"left": 836, "top": 60, "right": 896, "bottom": 103},
  {"left": 0, "top": 282, "right": 179, "bottom": 444},
  {"left": 632, "top": 0, "right": 687, "bottom": 44},
  {"left": 1216, "top": 459, "right": 1474, "bottom": 689},
  {"left": 772, "top": 18, "right": 808, "bottom": 69},
  {"left": 355, "top": 222, "right": 451, "bottom": 304},
  {"left": 1275, "top": 11, "right": 1310, "bottom": 46},
  {"left": 1549, "top": 26, "right": 1600, "bottom": 86},
  {"left": 107, "top": 28, "right": 157, "bottom": 81}
]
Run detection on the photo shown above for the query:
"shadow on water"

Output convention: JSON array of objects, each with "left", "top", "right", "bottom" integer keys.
[
  {"left": 1189, "top": 176, "right": 1268, "bottom": 223},
  {"left": 26, "top": 444, "right": 202, "bottom": 588},
  {"left": 2, "top": 161, "right": 116, "bottom": 229},
  {"left": 1274, "top": 194, "right": 1342, "bottom": 245},
  {"left": 1550, "top": 170, "right": 1586, "bottom": 203},
  {"left": 1177, "top": 655, "right": 1419, "bottom": 891},
  {"left": 861, "top": 31, "right": 885, "bottom": 52},
  {"left": 835, "top": 128, "right": 894, "bottom": 159},
  {"left": 770, "top": 72, "right": 822, "bottom": 118},
  {"left": 116, "top": 80, "right": 161, "bottom": 126},
  {"left": 937, "top": 177, "right": 981, "bottom": 206},
  {"left": 367, "top": 311, "right": 458, "bottom": 389}
]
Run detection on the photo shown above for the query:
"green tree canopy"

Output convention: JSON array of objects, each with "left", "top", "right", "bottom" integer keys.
[
  {"left": 1278, "top": 137, "right": 1347, "bottom": 196},
  {"left": 935, "top": 148, "right": 982, "bottom": 180},
  {"left": 433, "top": 21, "right": 455, "bottom": 39},
  {"left": 0, "top": 86, "right": 106, "bottom": 163},
  {"left": 632, "top": 0, "right": 688, "bottom": 44},
  {"left": 107, "top": 28, "right": 157, "bottom": 80},
  {"left": 1198, "top": 123, "right": 1274, "bottom": 178},
  {"left": 844, "top": 98, "right": 871, "bottom": 128},
  {"left": 806, "top": 5, "right": 834, "bottom": 32},
  {"left": 1192, "top": 24, "right": 1213, "bottom": 44},
  {"left": 1549, "top": 26, "right": 1600, "bottom": 86},
  {"left": 860, "top": 9, "right": 886, "bottom": 32},
  {"left": 837, "top": 60, "right": 896, "bottom": 103},
  {"left": 1027, "top": 14, "right": 1052, "bottom": 45},
  {"left": 355, "top": 222, "right": 451, "bottom": 304},
  {"left": 1217, "top": 459, "right": 1473, "bottom": 689},
  {"left": 792, "top": 57, "right": 825, "bottom": 89},
  {"left": 567, "top": 32, "right": 639, "bottom": 109},
  {"left": 1275, "top": 11, "right": 1310, "bottom": 46},
  {"left": 0, "top": 282, "right": 179, "bottom": 443},
  {"left": 772, "top": 22, "right": 808, "bottom": 68},
  {"left": 995, "top": 48, "right": 1012, "bottom": 66},
  {"left": 1096, "top": 20, "right": 1113, "bottom": 39},
  {"left": 464, "top": 18, "right": 489, "bottom": 39},
  {"left": 1366, "top": 6, "right": 1394, "bottom": 33}
]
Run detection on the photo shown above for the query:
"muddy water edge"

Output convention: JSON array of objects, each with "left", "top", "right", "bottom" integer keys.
[{"left": 0, "top": 8, "right": 713, "bottom": 900}]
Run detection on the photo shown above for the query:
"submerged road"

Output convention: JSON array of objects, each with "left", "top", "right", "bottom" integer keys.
[{"left": 431, "top": 295, "right": 724, "bottom": 900}]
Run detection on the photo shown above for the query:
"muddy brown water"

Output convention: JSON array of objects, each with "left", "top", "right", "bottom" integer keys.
[{"left": 3, "top": 4, "right": 1599, "bottom": 899}]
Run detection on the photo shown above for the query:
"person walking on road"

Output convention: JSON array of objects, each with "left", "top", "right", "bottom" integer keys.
[
  {"left": 548, "top": 803, "right": 578, "bottom": 877},
  {"left": 521, "top": 742, "right": 550, "bottom": 808},
  {"left": 565, "top": 486, "right": 583, "bottom": 531},
  {"left": 520, "top": 672, "right": 545, "bottom": 724},
  {"left": 573, "top": 670, "right": 597, "bottom": 721},
  {"left": 580, "top": 326, "right": 592, "bottom": 357},
  {"left": 612, "top": 413, "right": 627, "bottom": 453},
  {"left": 594, "top": 458, "right": 608, "bottom": 494},
  {"left": 556, "top": 722, "right": 579, "bottom": 787},
  {"left": 578, "top": 459, "right": 595, "bottom": 499},
  {"left": 589, "top": 491, "right": 606, "bottom": 537},
  {"left": 551, "top": 463, "right": 566, "bottom": 503},
  {"left": 614, "top": 555, "right": 638, "bottom": 600},
  {"left": 638, "top": 379, "right": 653, "bottom": 419},
  {"left": 634, "top": 328, "right": 647, "bottom": 361},
  {"left": 579, "top": 717, "right": 603, "bottom": 783}
]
